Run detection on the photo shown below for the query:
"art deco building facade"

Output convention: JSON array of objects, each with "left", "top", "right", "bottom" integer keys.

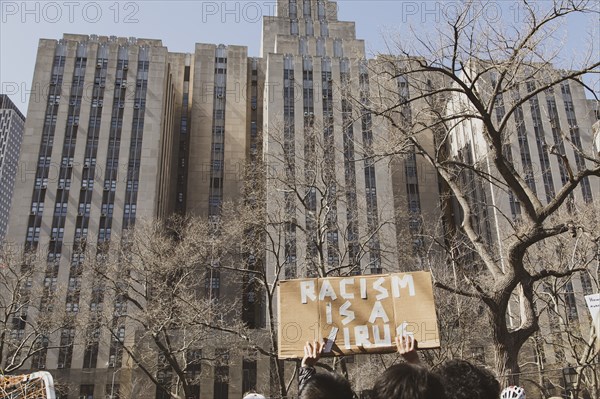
[
  {"left": 3, "top": 0, "right": 599, "bottom": 398},
  {"left": 2, "top": 32, "right": 261, "bottom": 397},
  {"left": 262, "top": 0, "right": 403, "bottom": 282},
  {"left": 4, "top": 35, "right": 181, "bottom": 397},
  {"left": 445, "top": 66, "right": 600, "bottom": 394},
  {"left": 447, "top": 72, "right": 598, "bottom": 233},
  {"left": 0, "top": 94, "right": 25, "bottom": 241}
]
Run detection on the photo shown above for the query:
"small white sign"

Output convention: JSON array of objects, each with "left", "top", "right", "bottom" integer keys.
[
  {"left": 586, "top": 294, "right": 600, "bottom": 355},
  {"left": 585, "top": 293, "right": 600, "bottom": 324}
]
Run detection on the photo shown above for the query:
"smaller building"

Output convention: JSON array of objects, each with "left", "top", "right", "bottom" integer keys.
[{"left": 0, "top": 94, "right": 25, "bottom": 241}]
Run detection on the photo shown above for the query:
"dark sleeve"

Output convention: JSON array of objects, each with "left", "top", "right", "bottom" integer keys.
[{"left": 298, "top": 366, "right": 316, "bottom": 396}]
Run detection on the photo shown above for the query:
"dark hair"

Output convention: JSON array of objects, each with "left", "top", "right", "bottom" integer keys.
[
  {"left": 372, "top": 363, "right": 447, "bottom": 399},
  {"left": 435, "top": 359, "right": 501, "bottom": 399},
  {"left": 300, "top": 371, "right": 354, "bottom": 399}
]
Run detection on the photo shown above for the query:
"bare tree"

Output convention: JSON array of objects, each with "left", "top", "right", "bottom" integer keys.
[
  {"left": 263, "top": 119, "right": 398, "bottom": 278},
  {"left": 90, "top": 217, "right": 246, "bottom": 399},
  {"left": 0, "top": 245, "right": 69, "bottom": 374},
  {"left": 218, "top": 109, "right": 402, "bottom": 396},
  {"left": 525, "top": 205, "right": 600, "bottom": 399},
  {"left": 362, "top": 0, "right": 600, "bottom": 384}
]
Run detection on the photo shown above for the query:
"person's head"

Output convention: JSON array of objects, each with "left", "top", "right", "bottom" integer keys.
[
  {"left": 500, "top": 385, "right": 526, "bottom": 399},
  {"left": 300, "top": 371, "right": 354, "bottom": 399},
  {"left": 435, "top": 359, "right": 501, "bottom": 399},
  {"left": 372, "top": 363, "right": 447, "bottom": 399}
]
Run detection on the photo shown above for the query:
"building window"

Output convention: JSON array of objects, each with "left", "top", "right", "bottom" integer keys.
[
  {"left": 44, "top": 276, "right": 57, "bottom": 289},
  {"left": 124, "top": 204, "right": 137, "bottom": 215},
  {"left": 51, "top": 227, "right": 64, "bottom": 239},
  {"left": 564, "top": 282, "right": 579, "bottom": 322},
  {"left": 126, "top": 180, "right": 139, "bottom": 191},
  {"left": 54, "top": 203, "right": 68, "bottom": 216},
  {"left": 305, "top": 19, "right": 314, "bottom": 36},
  {"left": 35, "top": 177, "right": 49, "bottom": 188},
  {"left": 105, "top": 384, "right": 120, "bottom": 399},
  {"left": 333, "top": 39, "right": 343, "bottom": 57},
  {"left": 205, "top": 272, "right": 221, "bottom": 299},
  {"left": 82, "top": 179, "right": 94, "bottom": 190},
  {"left": 83, "top": 341, "right": 99, "bottom": 369},
  {"left": 71, "top": 252, "right": 85, "bottom": 266},
  {"left": 471, "top": 346, "right": 485, "bottom": 364},
  {"left": 108, "top": 345, "right": 123, "bottom": 368},
  {"left": 317, "top": 0, "right": 326, "bottom": 18},
  {"left": 99, "top": 228, "right": 111, "bottom": 241},
  {"left": 580, "top": 273, "right": 593, "bottom": 296},
  {"left": 79, "top": 384, "right": 94, "bottom": 399},
  {"left": 242, "top": 356, "right": 257, "bottom": 394},
  {"left": 104, "top": 180, "right": 117, "bottom": 191},
  {"left": 75, "top": 227, "right": 88, "bottom": 239},
  {"left": 213, "top": 349, "right": 229, "bottom": 399},
  {"left": 65, "top": 302, "right": 79, "bottom": 313},
  {"left": 101, "top": 203, "right": 114, "bottom": 215},
  {"left": 31, "top": 202, "right": 44, "bottom": 214},
  {"left": 320, "top": 21, "right": 329, "bottom": 37},
  {"left": 156, "top": 353, "right": 173, "bottom": 399},
  {"left": 58, "top": 328, "right": 75, "bottom": 369},
  {"left": 303, "top": 0, "right": 311, "bottom": 17},
  {"left": 209, "top": 193, "right": 221, "bottom": 205}
]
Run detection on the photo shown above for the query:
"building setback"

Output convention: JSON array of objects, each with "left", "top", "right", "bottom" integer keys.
[
  {"left": 263, "top": 0, "right": 400, "bottom": 281},
  {"left": 0, "top": 94, "right": 25, "bottom": 242}
]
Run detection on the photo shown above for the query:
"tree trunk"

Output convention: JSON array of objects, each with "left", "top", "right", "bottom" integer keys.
[
  {"left": 490, "top": 295, "right": 524, "bottom": 387},
  {"left": 266, "top": 282, "right": 288, "bottom": 398},
  {"left": 494, "top": 340, "right": 521, "bottom": 386},
  {"left": 181, "top": 381, "right": 193, "bottom": 399},
  {"left": 269, "top": 355, "right": 287, "bottom": 398}
]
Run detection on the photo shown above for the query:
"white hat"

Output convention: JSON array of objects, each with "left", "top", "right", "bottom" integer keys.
[{"left": 242, "top": 394, "right": 266, "bottom": 399}]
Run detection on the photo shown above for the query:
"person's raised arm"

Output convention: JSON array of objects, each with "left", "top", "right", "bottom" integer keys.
[{"left": 298, "top": 340, "right": 324, "bottom": 396}]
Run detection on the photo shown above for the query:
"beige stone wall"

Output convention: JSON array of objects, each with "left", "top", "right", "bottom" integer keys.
[
  {"left": 186, "top": 44, "right": 248, "bottom": 217},
  {"left": 187, "top": 44, "right": 215, "bottom": 216}
]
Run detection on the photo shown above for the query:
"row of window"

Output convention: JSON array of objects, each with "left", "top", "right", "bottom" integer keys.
[
  {"left": 208, "top": 51, "right": 228, "bottom": 217},
  {"left": 27, "top": 50, "right": 66, "bottom": 246},
  {"left": 359, "top": 66, "right": 382, "bottom": 265}
]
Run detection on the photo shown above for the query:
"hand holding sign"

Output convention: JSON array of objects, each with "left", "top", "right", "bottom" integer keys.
[
  {"left": 302, "top": 340, "right": 324, "bottom": 368},
  {"left": 395, "top": 335, "right": 419, "bottom": 364}
]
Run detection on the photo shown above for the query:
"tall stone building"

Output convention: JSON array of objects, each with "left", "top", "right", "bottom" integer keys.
[
  {"left": 443, "top": 64, "right": 600, "bottom": 395},
  {"left": 3, "top": 1, "right": 599, "bottom": 398},
  {"left": 262, "top": 0, "right": 401, "bottom": 281},
  {"left": 0, "top": 94, "right": 25, "bottom": 241},
  {"left": 2, "top": 31, "right": 260, "bottom": 397},
  {"left": 3, "top": 34, "right": 182, "bottom": 397}
]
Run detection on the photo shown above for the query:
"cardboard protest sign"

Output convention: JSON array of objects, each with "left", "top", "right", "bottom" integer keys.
[{"left": 277, "top": 272, "right": 440, "bottom": 358}]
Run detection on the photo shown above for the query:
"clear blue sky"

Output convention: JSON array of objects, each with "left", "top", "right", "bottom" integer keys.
[{"left": 1, "top": 0, "right": 598, "bottom": 115}]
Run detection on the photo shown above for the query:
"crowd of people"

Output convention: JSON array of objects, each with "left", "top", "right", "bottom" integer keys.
[{"left": 244, "top": 335, "right": 527, "bottom": 399}]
